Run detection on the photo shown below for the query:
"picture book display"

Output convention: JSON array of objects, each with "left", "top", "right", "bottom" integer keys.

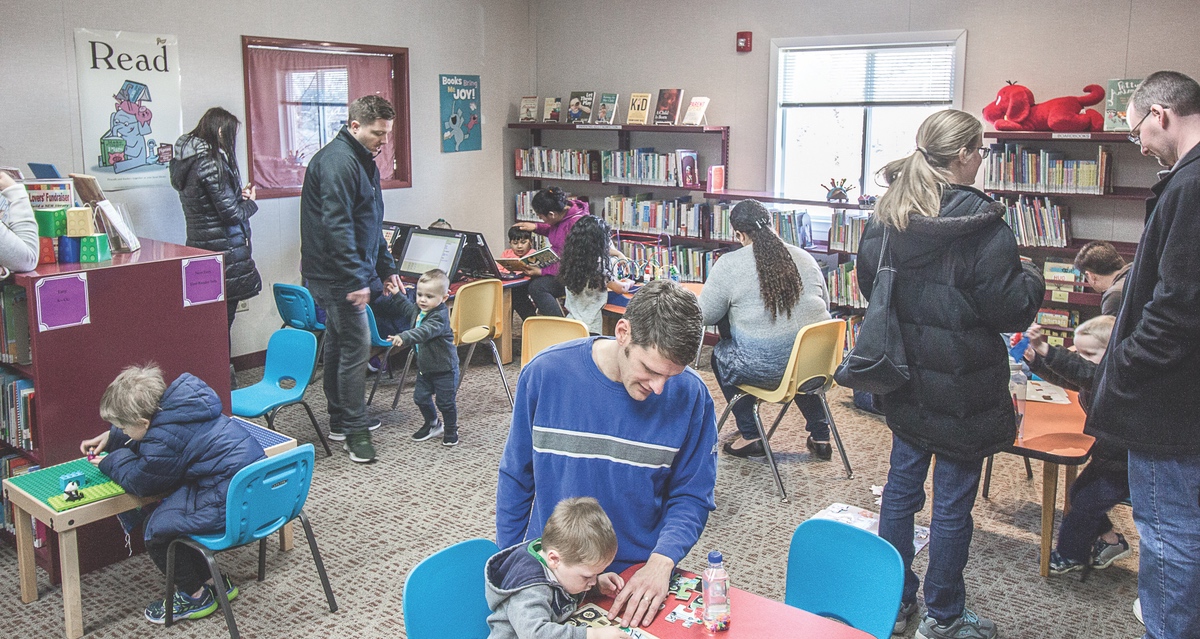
[
  {"left": 543, "top": 97, "right": 562, "bottom": 123},
  {"left": 680, "top": 97, "right": 710, "bottom": 126},
  {"left": 567, "top": 91, "right": 596, "bottom": 124},
  {"left": 519, "top": 96, "right": 539, "bottom": 122},
  {"left": 1104, "top": 79, "right": 1141, "bottom": 132},
  {"left": 626, "top": 92, "right": 652, "bottom": 125},
  {"left": 595, "top": 93, "right": 619, "bottom": 124},
  {"left": 676, "top": 150, "right": 700, "bottom": 188},
  {"left": 566, "top": 603, "right": 659, "bottom": 638},
  {"left": 707, "top": 165, "right": 726, "bottom": 192},
  {"left": 810, "top": 502, "right": 931, "bottom": 554},
  {"left": 495, "top": 246, "right": 559, "bottom": 271},
  {"left": 653, "top": 89, "right": 684, "bottom": 125}
]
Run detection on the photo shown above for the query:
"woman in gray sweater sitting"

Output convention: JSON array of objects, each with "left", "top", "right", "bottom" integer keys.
[
  {"left": 699, "top": 199, "right": 833, "bottom": 459},
  {"left": 0, "top": 172, "right": 42, "bottom": 278}
]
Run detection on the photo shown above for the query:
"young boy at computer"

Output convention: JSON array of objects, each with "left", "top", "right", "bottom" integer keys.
[
  {"left": 1023, "top": 315, "right": 1132, "bottom": 575},
  {"left": 386, "top": 269, "right": 461, "bottom": 446},
  {"left": 497, "top": 226, "right": 535, "bottom": 275},
  {"left": 78, "top": 364, "right": 266, "bottom": 624},
  {"left": 486, "top": 497, "right": 629, "bottom": 639}
]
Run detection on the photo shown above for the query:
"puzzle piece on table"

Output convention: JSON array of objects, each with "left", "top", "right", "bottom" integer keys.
[
  {"left": 668, "top": 573, "right": 701, "bottom": 599},
  {"left": 688, "top": 594, "right": 704, "bottom": 610},
  {"left": 665, "top": 604, "right": 701, "bottom": 626}
]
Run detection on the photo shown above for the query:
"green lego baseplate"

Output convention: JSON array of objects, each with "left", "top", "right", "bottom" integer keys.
[{"left": 6, "top": 457, "right": 125, "bottom": 512}]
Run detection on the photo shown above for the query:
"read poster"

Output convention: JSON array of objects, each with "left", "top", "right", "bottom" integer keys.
[
  {"left": 440, "top": 74, "right": 481, "bottom": 153},
  {"left": 74, "top": 28, "right": 183, "bottom": 190}
]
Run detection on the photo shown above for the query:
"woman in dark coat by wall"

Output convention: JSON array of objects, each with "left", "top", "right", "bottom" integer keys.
[
  {"left": 170, "top": 107, "right": 262, "bottom": 331},
  {"left": 856, "top": 109, "right": 1043, "bottom": 639}
]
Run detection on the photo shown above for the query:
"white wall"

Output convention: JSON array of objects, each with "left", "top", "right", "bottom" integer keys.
[{"left": 0, "top": 0, "right": 533, "bottom": 357}]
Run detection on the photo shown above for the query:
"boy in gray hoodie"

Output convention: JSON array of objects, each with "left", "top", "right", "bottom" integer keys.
[{"left": 485, "top": 497, "right": 628, "bottom": 639}]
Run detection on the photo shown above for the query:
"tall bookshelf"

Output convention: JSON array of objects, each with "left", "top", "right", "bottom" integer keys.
[
  {"left": 983, "top": 131, "right": 1155, "bottom": 344},
  {"left": 0, "top": 239, "right": 231, "bottom": 583}
]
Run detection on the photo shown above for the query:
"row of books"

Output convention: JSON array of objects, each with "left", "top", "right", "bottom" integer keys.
[
  {"left": 602, "top": 195, "right": 705, "bottom": 238},
  {"left": 519, "top": 90, "right": 710, "bottom": 127},
  {"left": 0, "top": 286, "right": 31, "bottom": 365},
  {"left": 827, "top": 262, "right": 866, "bottom": 309},
  {"left": 1036, "top": 308, "right": 1082, "bottom": 329},
  {"left": 1042, "top": 257, "right": 1082, "bottom": 293},
  {"left": 998, "top": 195, "right": 1071, "bottom": 248},
  {"left": 0, "top": 369, "right": 34, "bottom": 450},
  {"left": 613, "top": 240, "right": 722, "bottom": 284},
  {"left": 1039, "top": 326, "right": 1075, "bottom": 348},
  {"left": 836, "top": 313, "right": 864, "bottom": 352},
  {"left": 2, "top": 452, "right": 39, "bottom": 538},
  {"left": 828, "top": 210, "right": 870, "bottom": 253},
  {"left": 515, "top": 147, "right": 704, "bottom": 189},
  {"left": 983, "top": 143, "right": 1113, "bottom": 195},
  {"left": 600, "top": 148, "right": 683, "bottom": 188},
  {"left": 708, "top": 203, "right": 813, "bottom": 248},
  {"left": 514, "top": 147, "right": 598, "bottom": 181}
]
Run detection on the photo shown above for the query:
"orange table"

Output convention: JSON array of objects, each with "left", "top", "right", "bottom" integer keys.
[
  {"left": 601, "top": 282, "right": 708, "bottom": 337},
  {"left": 587, "top": 566, "right": 874, "bottom": 639},
  {"left": 1005, "top": 390, "right": 1095, "bottom": 577}
]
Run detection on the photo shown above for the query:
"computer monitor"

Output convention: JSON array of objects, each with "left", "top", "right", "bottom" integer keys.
[
  {"left": 396, "top": 228, "right": 466, "bottom": 279},
  {"left": 381, "top": 221, "right": 419, "bottom": 259},
  {"left": 457, "top": 231, "right": 509, "bottom": 280},
  {"left": 27, "top": 163, "right": 63, "bottom": 179}
]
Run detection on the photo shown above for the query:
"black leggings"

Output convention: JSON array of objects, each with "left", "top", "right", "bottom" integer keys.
[{"left": 512, "top": 275, "right": 565, "bottom": 318}]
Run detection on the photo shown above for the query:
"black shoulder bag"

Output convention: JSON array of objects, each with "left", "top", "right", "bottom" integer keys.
[{"left": 833, "top": 227, "right": 910, "bottom": 394}]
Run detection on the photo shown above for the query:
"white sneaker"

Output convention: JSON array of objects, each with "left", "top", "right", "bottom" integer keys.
[{"left": 1133, "top": 598, "right": 1143, "bottom": 625}]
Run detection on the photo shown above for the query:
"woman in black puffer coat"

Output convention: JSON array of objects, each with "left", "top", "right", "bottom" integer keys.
[
  {"left": 170, "top": 107, "right": 262, "bottom": 334},
  {"left": 856, "top": 110, "right": 1043, "bottom": 638}
]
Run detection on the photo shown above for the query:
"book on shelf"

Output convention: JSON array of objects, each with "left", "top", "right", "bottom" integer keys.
[
  {"left": 676, "top": 150, "right": 699, "bottom": 188},
  {"left": 603, "top": 194, "right": 704, "bottom": 238},
  {"left": 984, "top": 142, "right": 1112, "bottom": 195},
  {"left": 594, "top": 93, "right": 619, "bottom": 124},
  {"left": 997, "top": 194, "right": 1071, "bottom": 248},
  {"left": 828, "top": 210, "right": 869, "bottom": 253},
  {"left": 496, "top": 246, "right": 559, "bottom": 270},
  {"left": 1042, "top": 257, "right": 1081, "bottom": 293},
  {"left": 1036, "top": 308, "right": 1080, "bottom": 329},
  {"left": 653, "top": 89, "right": 684, "bottom": 125},
  {"left": 707, "top": 165, "right": 725, "bottom": 192},
  {"left": 1104, "top": 79, "right": 1141, "bottom": 132},
  {"left": 542, "top": 97, "right": 562, "bottom": 123},
  {"left": 626, "top": 93, "right": 652, "bottom": 125},
  {"left": 566, "top": 91, "right": 595, "bottom": 124},
  {"left": 518, "top": 96, "right": 539, "bottom": 123},
  {"left": 680, "top": 97, "right": 710, "bottom": 126},
  {"left": 600, "top": 147, "right": 680, "bottom": 187}
]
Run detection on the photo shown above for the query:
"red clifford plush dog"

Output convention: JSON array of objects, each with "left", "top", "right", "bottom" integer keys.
[{"left": 982, "top": 81, "right": 1105, "bottom": 132}]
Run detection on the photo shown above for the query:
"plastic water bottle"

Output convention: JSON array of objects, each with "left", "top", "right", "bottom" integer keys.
[
  {"left": 1009, "top": 361, "right": 1027, "bottom": 444},
  {"left": 702, "top": 550, "right": 731, "bottom": 632}
]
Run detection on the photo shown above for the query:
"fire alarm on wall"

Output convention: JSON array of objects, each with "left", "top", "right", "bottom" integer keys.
[{"left": 736, "top": 31, "right": 752, "bottom": 52}]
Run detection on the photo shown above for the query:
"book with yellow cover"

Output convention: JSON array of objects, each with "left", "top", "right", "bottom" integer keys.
[{"left": 626, "top": 93, "right": 652, "bottom": 125}]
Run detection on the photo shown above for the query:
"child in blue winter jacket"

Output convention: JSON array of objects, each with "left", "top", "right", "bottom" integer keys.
[{"left": 79, "top": 364, "right": 265, "bottom": 625}]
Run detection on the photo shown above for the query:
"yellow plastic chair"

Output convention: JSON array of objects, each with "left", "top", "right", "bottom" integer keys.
[
  {"left": 716, "top": 319, "right": 852, "bottom": 502},
  {"left": 520, "top": 316, "right": 589, "bottom": 368},
  {"left": 392, "top": 278, "right": 513, "bottom": 410}
]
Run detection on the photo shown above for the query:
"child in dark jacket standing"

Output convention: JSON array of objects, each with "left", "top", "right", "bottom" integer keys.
[
  {"left": 387, "top": 269, "right": 461, "bottom": 446},
  {"left": 79, "top": 364, "right": 266, "bottom": 625},
  {"left": 485, "top": 497, "right": 628, "bottom": 639}
]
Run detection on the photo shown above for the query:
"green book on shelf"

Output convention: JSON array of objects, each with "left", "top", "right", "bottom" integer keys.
[{"left": 1105, "top": 79, "right": 1141, "bottom": 132}]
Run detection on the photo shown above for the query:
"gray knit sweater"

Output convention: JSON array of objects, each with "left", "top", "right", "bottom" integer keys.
[
  {"left": 699, "top": 243, "right": 830, "bottom": 387},
  {"left": 0, "top": 184, "right": 41, "bottom": 278}
]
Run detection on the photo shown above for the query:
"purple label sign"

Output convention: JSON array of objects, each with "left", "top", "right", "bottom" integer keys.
[
  {"left": 35, "top": 273, "right": 91, "bottom": 332},
  {"left": 182, "top": 255, "right": 225, "bottom": 307}
]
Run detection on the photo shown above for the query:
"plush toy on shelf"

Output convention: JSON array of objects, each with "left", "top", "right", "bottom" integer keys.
[
  {"left": 982, "top": 81, "right": 1106, "bottom": 132},
  {"left": 822, "top": 178, "right": 855, "bottom": 203}
]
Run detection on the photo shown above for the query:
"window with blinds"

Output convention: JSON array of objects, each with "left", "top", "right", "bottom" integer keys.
[{"left": 773, "top": 40, "right": 959, "bottom": 207}]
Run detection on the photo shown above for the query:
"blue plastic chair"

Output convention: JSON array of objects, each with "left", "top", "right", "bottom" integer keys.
[
  {"left": 231, "top": 328, "right": 331, "bottom": 456},
  {"left": 364, "top": 305, "right": 402, "bottom": 405},
  {"left": 403, "top": 538, "right": 499, "bottom": 639},
  {"left": 784, "top": 518, "right": 904, "bottom": 639},
  {"left": 273, "top": 283, "right": 325, "bottom": 375},
  {"left": 164, "top": 444, "right": 337, "bottom": 637}
]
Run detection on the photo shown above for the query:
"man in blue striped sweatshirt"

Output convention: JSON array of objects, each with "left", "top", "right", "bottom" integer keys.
[{"left": 497, "top": 280, "right": 718, "bottom": 629}]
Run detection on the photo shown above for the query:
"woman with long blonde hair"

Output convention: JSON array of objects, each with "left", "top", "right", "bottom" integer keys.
[{"left": 856, "top": 109, "right": 1044, "bottom": 639}]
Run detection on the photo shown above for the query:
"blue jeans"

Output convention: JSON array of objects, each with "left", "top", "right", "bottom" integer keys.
[
  {"left": 1128, "top": 450, "right": 1200, "bottom": 639},
  {"left": 414, "top": 368, "right": 459, "bottom": 434},
  {"left": 878, "top": 434, "right": 984, "bottom": 624},
  {"left": 1055, "top": 457, "right": 1129, "bottom": 563},
  {"left": 308, "top": 280, "right": 372, "bottom": 434},
  {"left": 711, "top": 352, "right": 831, "bottom": 441}
]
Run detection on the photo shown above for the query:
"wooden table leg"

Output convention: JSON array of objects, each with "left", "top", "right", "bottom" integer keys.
[
  {"left": 499, "top": 288, "right": 513, "bottom": 365},
  {"left": 58, "top": 528, "right": 83, "bottom": 639},
  {"left": 279, "top": 521, "right": 294, "bottom": 552},
  {"left": 1063, "top": 464, "right": 1078, "bottom": 516},
  {"left": 1040, "top": 461, "right": 1059, "bottom": 577},
  {"left": 14, "top": 503, "right": 38, "bottom": 603}
]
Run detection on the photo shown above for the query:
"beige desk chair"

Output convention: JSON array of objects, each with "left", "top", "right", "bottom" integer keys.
[
  {"left": 716, "top": 319, "right": 852, "bottom": 502},
  {"left": 392, "top": 278, "right": 514, "bottom": 410},
  {"left": 520, "top": 316, "right": 590, "bottom": 368}
]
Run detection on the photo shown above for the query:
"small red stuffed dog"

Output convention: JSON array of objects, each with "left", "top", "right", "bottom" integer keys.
[{"left": 982, "top": 81, "right": 1105, "bottom": 132}]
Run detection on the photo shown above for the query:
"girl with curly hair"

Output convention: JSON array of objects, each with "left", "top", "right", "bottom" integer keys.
[{"left": 558, "top": 215, "right": 632, "bottom": 334}]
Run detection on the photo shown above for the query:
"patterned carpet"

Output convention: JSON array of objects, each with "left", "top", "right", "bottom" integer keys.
[{"left": 0, "top": 346, "right": 1142, "bottom": 638}]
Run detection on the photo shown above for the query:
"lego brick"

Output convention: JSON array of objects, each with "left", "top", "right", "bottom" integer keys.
[
  {"left": 79, "top": 233, "right": 111, "bottom": 263},
  {"left": 65, "top": 207, "right": 97, "bottom": 237},
  {"left": 38, "top": 237, "right": 56, "bottom": 265},
  {"left": 58, "top": 235, "right": 81, "bottom": 263},
  {"left": 34, "top": 207, "right": 68, "bottom": 238}
]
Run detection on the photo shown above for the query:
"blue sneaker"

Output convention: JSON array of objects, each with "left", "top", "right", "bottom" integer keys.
[{"left": 144, "top": 587, "right": 218, "bottom": 624}]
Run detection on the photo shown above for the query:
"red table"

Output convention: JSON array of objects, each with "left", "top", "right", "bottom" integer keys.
[{"left": 587, "top": 566, "right": 874, "bottom": 639}]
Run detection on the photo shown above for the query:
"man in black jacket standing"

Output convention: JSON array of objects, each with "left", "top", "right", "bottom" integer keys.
[
  {"left": 1087, "top": 71, "right": 1200, "bottom": 639},
  {"left": 301, "top": 95, "right": 400, "bottom": 464}
]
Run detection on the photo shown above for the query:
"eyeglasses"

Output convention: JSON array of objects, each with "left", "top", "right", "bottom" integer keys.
[
  {"left": 978, "top": 147, "right": 992, "bottom": 159},
  {"left": 1128, "top": 106, "right": 1166, "bottom": 144}
]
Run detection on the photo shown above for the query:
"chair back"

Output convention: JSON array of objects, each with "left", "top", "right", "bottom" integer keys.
[
  {"left": 785, "top": 518, "right": 904, "bottom": 639},
  {"left": 403, "top": 538, "right": 500, "bottom": 639},
  {"left": 201, "top": 444, "right": 315, "bottom": 552},
  {"left": 363, "top": 305, "right": 395, "bottom": 348},
  {"left": 450, "top": 279, "right": 503, "bottom": 345},
  {"left": 521, "top": 316, "right": 589, "bottom": 367},
  {"left": 273, "top": 283, "right": 324, "bottom": 331},
  {"left": 761, "top": 319, "right": 845, "bottom": 404},
  {"left": 262, "top": 328, "right": 317, "bottom": 396}
]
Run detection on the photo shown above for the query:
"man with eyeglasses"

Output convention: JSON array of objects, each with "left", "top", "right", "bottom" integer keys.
[{"left": 1086, "top": 70, "right": 1200, "bottom": 639}]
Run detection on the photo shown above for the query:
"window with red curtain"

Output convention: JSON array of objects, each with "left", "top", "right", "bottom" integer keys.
[{"left": 242, "top": 37, "right": 412, "bottom": 198}]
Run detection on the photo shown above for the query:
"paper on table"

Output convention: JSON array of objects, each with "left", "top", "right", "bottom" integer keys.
[{"left": 1027, "top": 380, "right": 1071, "bottom": 404}]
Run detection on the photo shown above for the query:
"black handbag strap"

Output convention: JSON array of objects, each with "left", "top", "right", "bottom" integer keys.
[{"left": 876, "top": 226, "right": 894, "bottom": 273}]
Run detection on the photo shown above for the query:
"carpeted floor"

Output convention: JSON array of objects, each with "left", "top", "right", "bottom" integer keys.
[{"left": 0, "top": 347, "right": 1142, "bottom": 638}]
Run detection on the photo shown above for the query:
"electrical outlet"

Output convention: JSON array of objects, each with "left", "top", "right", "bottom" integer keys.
[{"left": 236, "top": 299, "right": 250, "bottom": 313}]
